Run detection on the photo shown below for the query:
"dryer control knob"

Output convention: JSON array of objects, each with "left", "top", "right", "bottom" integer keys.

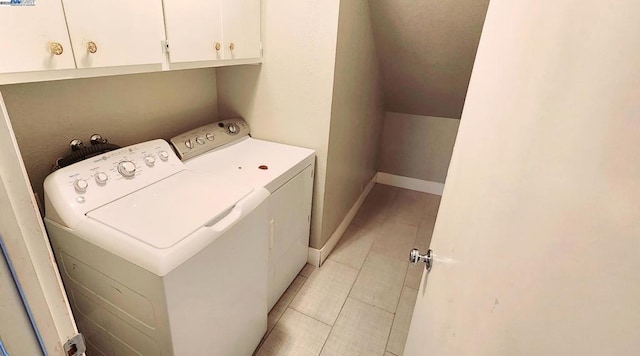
[
  {"left": 158, "top": 150, "right": 170, "bottom": 161},
  {"left": 227, "top": 123, "right": 239, "bottom": 135},
  {"left": 73, "top": 179, "right": 88, "bottom": 193},
  {"left": 185, "top": 139, "right": 194, "bottom": 149},
  {"left": 144, "top": 155, "right": 156, "bottom": 167},
  {"left": 195, "top": 136, "right": 205, "bottom": 145},
  {"left": 206, "top": 133, "right": 215, "bottom": 141},
  {"left": 117, "top": 160, "right": 136, "bottom": 178},
  {"left": 95, "top": 172, "right": 108, "bottom": 185}
]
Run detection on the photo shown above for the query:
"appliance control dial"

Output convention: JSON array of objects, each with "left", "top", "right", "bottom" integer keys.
[
  {"left": 144, "top": 155, "right": 156, "bottom": 167},
  {"left": 196, "top": 136, "right": 205, "bottom": 145},
  {"left": 227, "top": 123, "right": 239, "bottom": 135},
  {"left": 206, "top": 133, "right": 215, "bottom": 141},
  {"left": 117, "top": 160, "right": 136, "bottom": 178},
  {"left": 94, "top": 172, "right": 108, "bottom": 185},
  {"left": 158, "top": 150, "right": 169, "bottom": 161},
  {"left": 185, "top": 139, "right": 194, "bottom": 149},
  {"left": 73, "top": 178, "right": 88, "bottom": 193}
]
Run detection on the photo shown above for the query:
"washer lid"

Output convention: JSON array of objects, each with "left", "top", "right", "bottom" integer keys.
[{"left": 86, "top": 170, "right": 253, "bottom": 249}]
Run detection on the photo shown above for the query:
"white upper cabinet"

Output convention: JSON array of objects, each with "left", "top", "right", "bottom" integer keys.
[
  {"left": 221, "top": 0, "right": 261, "bottom": 60},
  {"left": 163, "top": 0, "right": 261, "bottom": 63},
  {"left": 0, "top": 0, "right": 260, "bottom": 82},
  {"left": 0, "top": 2, "right": 75, "bottom": 74},
  {"left": 62, "top": 0, "right": 166, "bottom": 68},
  {"left": 163, "top": 0, "right": 224, "bottom": 63}
]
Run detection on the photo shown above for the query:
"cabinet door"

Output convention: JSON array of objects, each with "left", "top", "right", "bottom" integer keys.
[
  {"left": 0, "top": 2, "right": 75, "bottom": 74},
  {"left": 163, "top": 0, "right": 223, "bottom": 63},
  {"left": 267, "top": 165, "right": 313, "bottom": 310},
  {"left": 221, "top": 0, "right": 261, "bottom": 60},
  {"left": 62, "top": 0, "right": 166, "bottom": 68}
]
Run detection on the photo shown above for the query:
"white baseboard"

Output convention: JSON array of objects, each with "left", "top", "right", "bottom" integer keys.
[
  {"left": 376, "top": 172, "right": 444, "bottom": 196},
  {"left": 307, "top": 174, "right": 377, "bottom": 267}
]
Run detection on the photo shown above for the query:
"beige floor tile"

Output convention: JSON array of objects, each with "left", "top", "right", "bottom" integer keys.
[
  {"left": 350, "top": 201, "right": 388, "bottom": 230},
  {"left": 387, "top": 189, "right": 427, "bottom": 226},
  {"left": 320, "top": 297, "right": 394, "bottom": 356},
  {"left": 290, "top": 260, "right": 359, "bottom": 325},
  {"left": 416, "top": 216, "right": 436, "bottom": 250},
  {"left": 349, "top": 252, "right": 407, "bottom": 313},
  {"left": 256, "top": 308, "right": 332, "bottom": 356},
  {"left": 371, "top": 219, "right": 418, "bottom": 262},
  {"left": 299, "top": 263, "right": 317, "bottom": 278},
  {"left": 268, "top": 275, "right": 307, "bottom": 334},
  {"left": 328, "top": 226, "right": 375, "bottom": 270},
  {"left": 386, "top": 287, "right": 419, "bottom": 355},
  {"left": 423, "top": 193, "right": 441, "bottom": 218},
  {"left": 368, "top": 184, "right": 398, "bottom": 203},
  {"left": 403, "top": 263, "right": 424, "bottom": 290}
]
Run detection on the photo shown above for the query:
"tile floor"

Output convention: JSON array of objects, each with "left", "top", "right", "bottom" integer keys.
[{"left": 255, "top": 184, "right": 440, "bottom": 356}]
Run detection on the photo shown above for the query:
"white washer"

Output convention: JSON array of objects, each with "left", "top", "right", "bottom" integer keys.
[
  {"left": 44, "top": 139, "right": 270, "bottom": 356},
  {"left": 171, "top": 118, "right": 315, "bottom": 310}
]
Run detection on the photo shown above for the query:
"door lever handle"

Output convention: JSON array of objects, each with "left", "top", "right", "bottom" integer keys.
[{"left": 410, "top": 248, "right": 433, "bottom": 272}]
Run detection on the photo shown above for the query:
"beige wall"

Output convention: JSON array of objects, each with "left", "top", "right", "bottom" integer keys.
[
  {"left": 216, "top": 1, "right": 341, "bottom": 249},
  {"left": 378, "top": 112, "right": 459, "bottom": 183},
  {"left": 369, "top": 0, "right": 489, "bottom": 118},
  {"left": 0, "top": 68, "right": 219, "bottom": 201},
  {"left": 321, "top": 0, "right": 385, "bottom": 247}
]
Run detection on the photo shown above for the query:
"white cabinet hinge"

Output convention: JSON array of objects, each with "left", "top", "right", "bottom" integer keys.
[
  {"left": 63, "top": 333, "right": 86, "bottom": 356},
  {"left": 162, "top": 40, "right": 170, "bottom": 54}
]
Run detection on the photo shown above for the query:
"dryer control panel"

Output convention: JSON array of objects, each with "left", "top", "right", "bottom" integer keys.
[
  {"left": 44, "top": 139, "right": 184, "bottom": 228},
  {"left": 169, "top": 117, "right": 250, "bottom": 161}
]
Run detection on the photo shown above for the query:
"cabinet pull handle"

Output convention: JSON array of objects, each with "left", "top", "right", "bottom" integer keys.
[
  {"left": 50, "top": 42, "right": 64, "bottom": 55},
  {"left": 229, "top": 42, "right": 235, "bottom": 51},
  {"left": 215, "top": 42, "right": 221, "bottom": 51},
  {"left": 87, "top": 41, "right": 98, "bottom": 54}
]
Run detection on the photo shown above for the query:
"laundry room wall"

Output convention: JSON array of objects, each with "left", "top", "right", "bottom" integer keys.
[
  {"left": 216, "top": 1, "right": 341, "bottom": 249},
  {"left": 369, "top": 0, "right": 489, "bottom": 184},
  {"left": 321, "top": 0, "right": 385, "bottom": 249},
  {"left": 0, "top": 68, "right": 220, "bottom": 203}
]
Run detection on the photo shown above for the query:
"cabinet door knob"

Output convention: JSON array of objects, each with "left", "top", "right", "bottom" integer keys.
[
  {"left": 50, "top": 42, "right": 64, "bottom": 55},
  {"left": 87, "top": 41, "right": 98, "bottom": 54},
  {"left": 229, "top": 42, "right": 235, "bottom": 51},
  {"left": 215, "top": 42, "right": 221, "bottom": 51}
]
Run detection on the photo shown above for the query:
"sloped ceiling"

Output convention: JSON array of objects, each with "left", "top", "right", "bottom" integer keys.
[{"left": 369, "top": 0, "right": 490, "bottom": 119}]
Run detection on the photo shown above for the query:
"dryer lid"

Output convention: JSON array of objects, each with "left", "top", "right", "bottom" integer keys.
[{"left": 86, "top": 170, "right": 253, "bottom": 249}]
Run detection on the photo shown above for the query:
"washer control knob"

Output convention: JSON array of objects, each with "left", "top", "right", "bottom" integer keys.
[
  {"left": 185, "top": 139, "right": 194, "bottom": 149},
  {"left": 144, "top": 155, "right": 156, "bottom": 167},
  {"left": 73, "top": 179, "right": 88, "bottom": 193},
  {"left": 94, "top": 172, "right": 109, "bottom": 185},
  {"left": 117, "top": 160, "right": 136, "bottom": 178},
  {"left": 158, "top": 150, "right": 169, "bottom": 161},
  {"left": 206, "top": 133, "right": 215, "bottom": 141},
  {"left": 227, "top": 123, "right": 239, "bottom": 135},
  {"left": 195, "top": 136, "right": 205, "bottom": 145}
]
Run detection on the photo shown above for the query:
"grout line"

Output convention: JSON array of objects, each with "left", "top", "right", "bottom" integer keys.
[
  {"left": 319, "top": 185, "right": 402, "bottom": 354},
  {"left": 259, "top": 273, "right": 310, "bottom": 351}
]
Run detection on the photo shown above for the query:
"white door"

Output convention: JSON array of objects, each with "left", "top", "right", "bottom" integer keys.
[
  {"left": 405, "top": 1, "right": 640, "bottom": 355},
  {"left": 0, "top": 92, "right": 78, "bottom": 354},
  {"left": 62, "top": 0, "right": 166, "bottom": 68},
  {"left": 0, "top": 1, "right": 75, "bottom": 73},
  {"left": 221, "top": 0, "right": 261, "bottom": 60},
  {"left": 163, "top": 0, "right": 224, "bottom": 63}
]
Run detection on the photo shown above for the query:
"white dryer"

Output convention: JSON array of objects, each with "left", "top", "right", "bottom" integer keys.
[
  {"left": 44, "top": 139, "right": 270, "bottom": 356},
  {"left": 170, "top": 118, "right": 315, "bottom": 310}
]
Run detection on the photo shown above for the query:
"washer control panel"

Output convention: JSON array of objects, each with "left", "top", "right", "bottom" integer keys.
[
  {"left": 44, "top": 139, "right": 184, "bottom": 228},
  {"left": 169, "top": 117, "right": 250, "bottom": 161}
]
